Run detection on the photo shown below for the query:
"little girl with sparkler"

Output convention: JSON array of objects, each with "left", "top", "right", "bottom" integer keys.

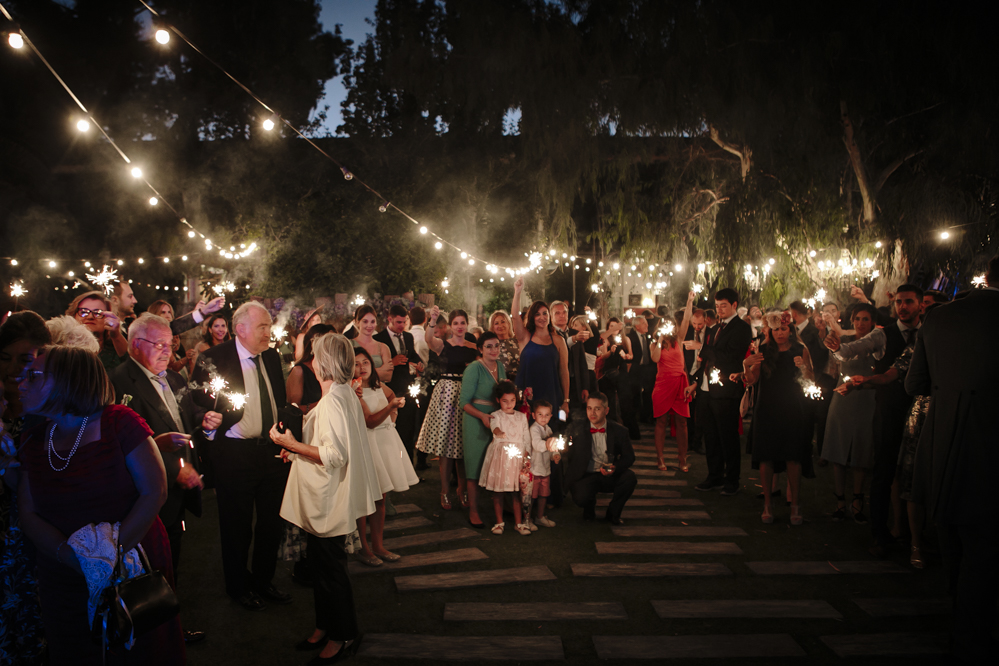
[
  {"left": 528, "top": 400, "right": 561, "bottom": 528},
  {"left": 478, "top": 381, "right": 532, "bottom": 535}
]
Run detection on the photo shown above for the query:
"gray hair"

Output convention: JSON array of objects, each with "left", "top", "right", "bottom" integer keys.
[
  {"left": 128, "top": 312, "right": 171, "bottom": 343},
  {"left": 549, "top": 300, "right": 569, "bottom": 313},
  {"left": 45, "top": 316, "right": 100, "bottom": 353},
  {"left": 312, "top": 333, "right": 354, "bottom": 384},
  {"left": 232, "top": 301, "right": 271, "bottom": 331}
]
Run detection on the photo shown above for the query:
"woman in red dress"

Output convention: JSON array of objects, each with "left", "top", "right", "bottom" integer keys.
[
  {"left": 650, "top": 291, "right": 697, "bottom": 472},
  {"left": 17, "top": 346, "right": 183, "bottom": 665}
]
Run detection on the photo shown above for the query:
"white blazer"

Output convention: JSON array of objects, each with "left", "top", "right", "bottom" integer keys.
[{"left": 280, "top": 381, "right": 381, "bottom": 538}]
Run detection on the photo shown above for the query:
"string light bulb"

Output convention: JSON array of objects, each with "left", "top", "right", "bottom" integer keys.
[
  {"left": 460, "top": 252, "right": 467, "bottom": 259},
  {"left": 378, "top": 201, "right": 390, "bottom": 213},
  {"left": 419, "top": 226, "right": 428, "bottom": 234},
  {"left": 875, "top": 241, "right": 883, "bottom": 249},
  {"left": 130, "top": 166, "right": 142, "bottom": 179},
  {"left": 8, "top": 32, "right": 23, "bottom": 49},
  {"left": 939, "top": 231, "right": 950, "bottom": 240},
  {"left": 155, "top": 28, "right": 170, "bottom": 45},
  {"left": 137, "top": 258, "right": 144, "bottom": 264},
  {"left": 76, "top": 119, "right": 91, "bottom": 132},
  {"left": 149, "top": 196, "right": 158, "bottom": 206},
  {"left": 262, "top": 118, "right": 275, "bottom": 131},
  {"left": 10, "top": 259, "right": 17, "bottom": 266},
  {"left": 117, "top": 259, "right": 124, "bottom": 266},
  {"left": 188, "top": 230, "right": 196, "bottom": 237},
  {"left": 48, "top": 260, "right": 56, "bottom": 268},
  {"left": 434, "top": 241, "right": 442, "bottom": 250},
  {"left": 340, "top": 167, "right": 353, "bottom": 180},
  {"left": 163, "top": 257, "right": 170, "bottom": 263}
]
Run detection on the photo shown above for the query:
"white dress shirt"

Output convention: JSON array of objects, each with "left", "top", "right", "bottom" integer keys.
[
  {"left": 700, "top": 313, "right": 739, "bottom": 390},
  {"left": 587, "top": 423, "right": 610, "bottom": 473},
  {"left": 410, "top": 325, "right": 430, "bottom": 365},
  {"left": 834, "top": 327, "right": 886, "bottom": 362},
  {"left": 225, "top": 338, "right": 280, "bottom": 440},
  {"left": 134, "top": 359, "right": 184, "bottom": 431}
]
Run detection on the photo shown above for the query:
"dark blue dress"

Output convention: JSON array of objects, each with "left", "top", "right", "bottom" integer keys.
[{"left": 516, "top": 339, "right": 563, "bottom": 407}]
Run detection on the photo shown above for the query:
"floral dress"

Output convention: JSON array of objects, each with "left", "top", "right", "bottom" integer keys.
[{"left": 497, "top": 338, "right": 520, "bottom": 382}]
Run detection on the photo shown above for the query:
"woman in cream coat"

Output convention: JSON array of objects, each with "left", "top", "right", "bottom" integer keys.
[{"left": 270, "top": 333, "right": 381, "bottom": 663}]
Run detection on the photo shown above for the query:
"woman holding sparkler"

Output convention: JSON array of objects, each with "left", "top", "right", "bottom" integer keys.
[
  {"left": 67, "top": 291, "right": 128, "bottom": 371},
  {"left": 650, "top": 291, "right": 697, "bottom": 472},
  {"left": 741, "top": 311, "right": 815, "bottom": 525},
  {"left": 596, "top": 318, "right": 631, "bottom": 423}
]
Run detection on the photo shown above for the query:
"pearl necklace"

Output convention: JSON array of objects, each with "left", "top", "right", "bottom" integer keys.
[{"left": 47, "top": 415, "right": 90, "bottom": 472}]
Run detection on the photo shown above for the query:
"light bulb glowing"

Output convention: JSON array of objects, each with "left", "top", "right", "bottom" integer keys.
[
  {"left": 809, "top": 250, "right": 817, "bottom": 257},
  {"left": 76, "top": 119, "right": 90, "bottom": 132},
  {"left": 468, "top": 259, "right": 475, "bottom": 266},
  {"left": 460, "top": 252, "right": 467, "bottom": 259},
  {"left": 419, "top": 226, "right": 428, "bottom": 234},
  {"left": 149, "top": 197, "right": 158, "bottom": 206},
  {"left": 130, "top": 167, "right": 142, "bottom": 179},
  {"left": 8, "top": 33, "right": 24, "bottom": 49},
  {"left": 379, "top": 201, "right": 389, "bottom": 213},
  {"left": 48, "top": 261, "right": 56, "bottom": 268},
  {"left": 875, "top": 241, "right": 883, "bottom": 249},
  {"left": 434, "top": 241, "right": 442, "bottom": 249},
  {"left": 262, "top": 118, "right": 275, "bottom": 131},
  {"left": 939, "top": 231, "right": 950, "bottom": 240},
  {"left": 188, "top": 230, "right": 196, "bottom": 238},
  {"left": 155, "top": 29, "right": 170, "bottom": 44},
  {"left": 9, "top": 259, "right": 17, "bottom": 266},
  {"left": 137, "top": 258, "right": 144, "bottom": 264},
  {"left": 768, "top": 258, "right": 776, "bottom": 265},
  {"left": 340, "top": 167, "right": 353, "bottom": 180},
  {"left": 117, "top": 259, "right": 124, "bottom": 266}
]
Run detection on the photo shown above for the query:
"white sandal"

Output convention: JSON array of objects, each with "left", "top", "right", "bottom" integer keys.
[
  {"left": 515, "top": 523, "right": 532, "bottom": 536},
  {"left": 491, "top": 522, "right": 505, "bottom": 535}
]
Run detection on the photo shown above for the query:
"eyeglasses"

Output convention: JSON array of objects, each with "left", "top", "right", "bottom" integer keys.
[
  {"left": 77, "top": 307, "right": 107, "bottom": 319},
  {"left": 137, "top": 338, "right": 172, "bottom": 352},
  {"left": 482, "top": 343, "right": 500, "bottom": 350}
]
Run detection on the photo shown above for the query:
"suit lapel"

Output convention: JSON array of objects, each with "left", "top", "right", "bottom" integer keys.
[{"left": 126, "top": 359, "right": 179, "bottom": 433}]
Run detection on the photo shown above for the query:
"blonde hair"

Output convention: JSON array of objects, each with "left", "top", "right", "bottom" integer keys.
[
  {"left": 312, "top": 333, "right": 354, "bottom": 385},
  {"left": 39, "top": 346, "right": 114, "bottom": 416},
  {"left": 488, "top": 310, "right": 513, "bottom": 337},
  {"left": 45, "top": 316, "right": 101, "bottom": 353}
]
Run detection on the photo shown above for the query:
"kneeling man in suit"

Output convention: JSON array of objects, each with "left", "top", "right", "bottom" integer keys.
[{"left": 565, "top": 393, "right": 637, "bottom": 525}]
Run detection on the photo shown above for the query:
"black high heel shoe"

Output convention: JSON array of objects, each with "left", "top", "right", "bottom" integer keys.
[{"left": 296, "top": 633, "right": 328, "bottom": 651}]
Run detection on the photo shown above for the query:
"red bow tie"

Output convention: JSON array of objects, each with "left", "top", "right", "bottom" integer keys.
[{"left": 590, "top": 427, "right": 605, "bottom": 434}]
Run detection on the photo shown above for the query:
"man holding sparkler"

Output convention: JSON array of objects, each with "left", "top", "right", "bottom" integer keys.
[{"left": 192, "top": 301, "right": 291, "bottom": 612}]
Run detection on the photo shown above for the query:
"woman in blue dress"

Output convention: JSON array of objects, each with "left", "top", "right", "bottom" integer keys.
[{"left": 511, "top": 277, "right": 569, "bottom": 413}]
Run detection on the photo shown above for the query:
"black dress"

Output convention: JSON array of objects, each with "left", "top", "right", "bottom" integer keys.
[
  {"left": 750, "top": 342, "right": 811, "bottom": 472},
  {"left": 300, "top": 363, "right": 323, "bottom": 406}
]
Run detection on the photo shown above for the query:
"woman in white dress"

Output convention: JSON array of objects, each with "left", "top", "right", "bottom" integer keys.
[
  {"left": 270, "top": 333, "right": 381, "bottom": 662},
  {"left": 353, "top": 347, "right": 420, "bottom": 566}
]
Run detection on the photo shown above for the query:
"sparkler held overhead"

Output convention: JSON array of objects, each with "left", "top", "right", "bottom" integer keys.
[{"left": 85, "top": 264, "right": 118, "bottom": 295}]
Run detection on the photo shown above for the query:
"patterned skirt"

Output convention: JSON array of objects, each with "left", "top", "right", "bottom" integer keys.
[{"left": 416, "top": 378, "right": 464, "bottom": 458}]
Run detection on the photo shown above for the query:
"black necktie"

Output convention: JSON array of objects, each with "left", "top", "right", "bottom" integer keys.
[{"left": 253, "top": 355, "right": 274, "bottom": 435}]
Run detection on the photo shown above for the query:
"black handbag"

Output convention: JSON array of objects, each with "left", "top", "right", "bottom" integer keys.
[{"left": 91, "top": 543, "right": 180, "bottom": 650}]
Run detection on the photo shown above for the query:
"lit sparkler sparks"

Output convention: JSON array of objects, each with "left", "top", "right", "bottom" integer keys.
[
  {"left": 271, "top": 325, "right": 287, "bottom": 341},
  {"left": 802, "top": 381, "right": 823, "bottom": 400},
  {"left": 587, "top": 310, "right": 597, "bottom": 321},
  {"left": 692, "top": 283, "right": 704, "bottom": 293},
  {"left": 972, "top": 274, "right": 987, "bottom": 288},
  {"left": 709, "top": 368, "right": 722, "bottom": 385},
  {"left": 815, "top": 288, "right": 827, "bottom": 302},
  {"left": 657, "top": 321, "right": 675, "bottom": 338},
  {"left": 353, "top": 294, "right": 365, "bottom": 306},
  {"left": 553, "top": 435, "right": 566, "bottom": 453},
  {"left": 408, "top": 380, "right": 421, "bottom": 407},
  {"left": 9, "top": 282, "right": 26, "bottom": 299},
  {"left": 85, "top": 264, "right": 118, "bottom": 295},
  {"left": 226, "top": 392, "right": 248, "bottom": 411},
  {"left": 624, "top": 309, "right": 635, "bottom": 320},
  {"left": 504, "top": 443, "right": 522, "bottom": 459},
  {"left": 842, "top": 376, "right": 852, "bottom": 384},
  {"left": 614, "top": 335, "right": 622, "bottom": 344},
  {"left": 210, "top": 376, "right": 228, "bottom": 394},
  {"left": 590, "top": 283, "right": 600, "bottom": 293}
]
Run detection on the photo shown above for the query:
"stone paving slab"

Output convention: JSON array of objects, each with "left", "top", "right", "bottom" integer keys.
[
  {"left": 613, "top": 526, "right": 748, "bottom": 537},
  {"left": 853, "top": 598, "right": 952, "bottom": 616},
  {"left": 390, "top": 503, "right": 423, "bottom": 514},
  {"left": 395, "top": 565, "right": 557, "bottom": 592},
  {"left": 444, "top": 602, "right": 628, "bottom": 621},
  {"left": 592, "top": 634, "right": 805, "bottom": 659},
  {"left": 634, "top": 468, "right": 676, "bottom": 477},
  {"left": 349, "top": 547, "right": 487, "bottom": 576},
  {"left": 572, "top": 563, "right": 732, "bottom": 577},
  {"left": 652, "top": 599, "right": 841, "bottom": 618},
  {"left": 632, "top": 489, "right": 682, "bottom": 498},
  {"left": 382, "top": 528, "right": 480, "bottom": 550},
  {"left": 621, "top": 509, "right": 711, "bottom": 520},
  {"left": 596, "top": 541, "right": 742, "bottom": 555},
  {"left": 819, "top": 633, "right": 949, "bottom": 657},
  {"left": 377, "top": 516, "right": 434, "bottom": 532},
  {"left": 747, "top": 561, "right": 911, "bottom": 575},
  {"left": 637, "top": 479, "right": 688, "bottom": 487},
  {"left": 597, "top": 498, "right": 703, "bottom": 507},
  {"left": 358, "top": 634, "right": 565, "bottom": 660}
]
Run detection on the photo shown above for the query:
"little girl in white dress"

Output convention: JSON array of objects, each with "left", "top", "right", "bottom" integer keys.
[{"left": 479, "top": 380, "right": 532, "bottom": 535}]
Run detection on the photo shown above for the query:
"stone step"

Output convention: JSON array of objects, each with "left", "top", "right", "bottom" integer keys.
[
  {"left": 632, "top": 489, "right": 682, "bottom": 498},
  {"left": 819, "top": 633, "right": 949, "bottom": 657},
  {"left": 389, "top": 503, "right": 423, "bottom": 515},
  {"left": 613, "top": 526, "right": 747, "bottom": 537},
  {"left": 634, "top": 468, "right": 676, "bottom": 477},
  {"left": 593, "top": 634, "right": 805, "bottom": 659},
  {"left": 395, "top": 565, "right": 557, "bottom": 592},
  {"left": 374, "top": 516, "right": 434, "bottom": 533},
  {"left": 637, "top": 479, "right": 688, "bottom": 487},
  {"left": 444, "top": 602, "right": 627, "bottom": 622},
  {"left": 621, "top": 510, "right": 711, "bottom": 520},
  {"left": 853, "top": 598, "right": 952, "bottom": 616},
  {"left": 349, "top": 548, "right": 487, "bottom": 576},
  {"left": 572, "top": 563, "right": 732, "bottom": 577},
  {"left": 358, "top": 634, "right": 564, "bottom": 660},
  {"left": 652, "top": 599, "right": 841, "bottom": 618},
  {"left": 597, "top": 498, "right": 703, "bottom": 507},
  {"left": 382, "top": 528, "right": 480, "bottom": 550},
  {"left": 596, "top": 541, "right": 742, "bottom": 555},
  {"left": 747, "top": 561, "right": 911, "bottom": 575}
]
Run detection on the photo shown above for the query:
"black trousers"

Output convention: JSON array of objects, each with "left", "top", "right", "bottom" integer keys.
[
  {"left": 689, "top": 386, "right": 709, "bottom": 453},
  {"left": 703, "top": 396, "right": 742, "bottom": 486},
  {"left": 394, "top": 398, "right": 418, "bottom": 458},
  {"left": 307, "top": 533, "right": 359, "bottom": 642},
  {"left": 164, "top": 511, "right": 184, "bottom": 585},
  {"left": 618, "top": 373, "right": 641, "bottom": 439},
  {"left": 570, "top": 469, "right": 637, "bottom": 521},
  {"left": 937, "top": 521, "right": 999, "bottom": 661},
  {"left": 870, "top": 406, "right": 908, "bottom": 546},
  {"left": 212, "top": 437, "right": 290, "bottom": 599},
  {"left": 637, "top": 364, "right": 657, "bottom": 422},
  {"left": 598, "top": 373, "right": 621, "bottom": 423}
]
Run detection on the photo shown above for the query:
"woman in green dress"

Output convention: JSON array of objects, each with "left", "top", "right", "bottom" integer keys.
[{"left": 460, "top": 332, "right": 506, "bottom": 528}]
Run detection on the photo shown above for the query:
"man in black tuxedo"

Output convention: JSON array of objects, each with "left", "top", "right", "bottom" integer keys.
[
  {"left": 111, "top": 278, "right": 227, "bottom": 336},
  {"left": 110, "top": 313, "right": 222, "bottom": 644},
  {"left": 374, "top": 305, "right": 423, "bottom": 456},
  {"left": 192, "top": 301, "right": 291, "bottom": 611},
  {"left": 789, "top": 301, "right": 833, "bottom": 455},
  {"left": 681, "top": 309, "right": 708, "bottom": 454},
  {"left": 905, "top": 257, "right": 999, "bottom": 662},
  {"left": 626, "top": 316, "right": 657, "bottom": 424},
  {"left": 694, "top": 288, "right": 752, "bottom": 496},
  {"left": 565, "top": 393, "right": 637, "bottom": 525}
]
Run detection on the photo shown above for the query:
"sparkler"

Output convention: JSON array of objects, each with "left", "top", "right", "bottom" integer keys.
[
  {"left": 408, "top": 380, "right": 421, "bottom": 407},
  {"left": 209, "top": 375, "right": 228, "bottom": 410},
  {"left": 624, "top": 309, "right": 635, "bottom": 320},
  {"left": 213, "top": 281, "right": 236, "bottom": 296},
  {"left": 353, "top": 294, "right": 365, "bottom": 306},
  {"left": 271, "top": 325, "right": 287, "bottom": 341},
  {"left": 657, "top": 321, "right": 675, "bottom": 338},
  {"left": 710, "top": 368, "right": 722, "bottom": 385},
  {"left": 614, "top": 335, "right": 622, "bottom": 344},
  {"left": 552, "top": 435, "right": 566, "bottom": 453},
  {"left": 693, "top": 283, "right": 704, "bottom": 293},
  {"left": 587, "top": 310, "right": 597, "bottom": 321},
  {"left": 85, "top": 264, "right": 118, "bottom": 295},
  {"left": 9, "top": 282, "right": 26, "bottom": 303},
  {"left": 226, "top": 392, "right": 248, "bottom": 411},
  {"left": 972, "top": 274, "right": 987, "bottom": 288},
  {"left": 842, "top": 376, "right": 852, "bottom": 384},
  {"left": 802, "top": 381, "right": 823, "bottom": 400},
  {"left": 504, "top": 443, "right": 522, "bottom": 459}
]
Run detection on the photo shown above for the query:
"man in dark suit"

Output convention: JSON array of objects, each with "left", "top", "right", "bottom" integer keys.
[
  {"left": 374, "top": 305, "right": 423, "bottom": 456},
  {"left": 694, "top": 288, "right": 752, "bottom": 496},
  {"left": 192, "top": 302, "right": 291, "bottom": 611},
  {"left": 565, "top": 393, "right": 637, "bottom": 525},
  {"left": 681, "top": 309, "right": 708, "bottom": 454},
  {"left": 789, "top": 301, "right": 833, "bottom": 456},
  {"left": 905, "top": 257, "right": 999, "bottom": 662},
  {"left": 111, "top": 278, "right": 227, "bottom": 336},
  {"left": 110, "top": 313, "right": 222, "bottom": 644},
  {"left": 627, "top": 316, "right": 657, "bottom": 424}
]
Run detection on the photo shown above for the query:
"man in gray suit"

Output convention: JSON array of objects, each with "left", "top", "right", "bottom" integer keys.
[{"left": 905, "top": 255, "right": 999, "bottom": 662}]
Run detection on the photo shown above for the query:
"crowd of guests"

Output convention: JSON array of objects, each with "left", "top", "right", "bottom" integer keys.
[{"left": 1, "top": 254, "right": 997, "bottom": 663}]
